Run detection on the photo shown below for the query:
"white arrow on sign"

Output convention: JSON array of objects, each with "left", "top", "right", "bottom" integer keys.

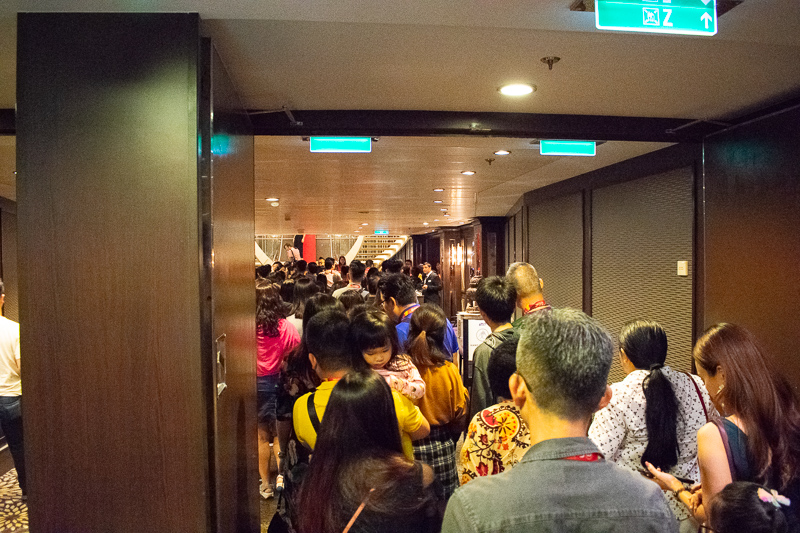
[
  {"left": 701, "top": 0, "right": 711, "bottom": 4},
  {"left": 701, "top": 11, "right": 713, "bottom": 28}
]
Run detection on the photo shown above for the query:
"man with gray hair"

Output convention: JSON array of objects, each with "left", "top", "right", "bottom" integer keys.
[
  {"left": 443, "top": 308, "right": 676, "bottom": 533},
  {"left": 506, "top": 262, "right": 550, "bottom": 328}
]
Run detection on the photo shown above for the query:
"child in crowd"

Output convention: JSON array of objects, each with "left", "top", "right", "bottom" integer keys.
[
  {"left": 349, "top": 308, "right": 426, "bottom": 402},
  {"left": 407, "top": 304, "right": 469, "bottom": 501},
  {"left": 708, "top": 482, "right": 796, "bottom": 533}
]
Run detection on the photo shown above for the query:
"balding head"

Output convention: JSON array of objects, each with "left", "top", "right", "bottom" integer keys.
[{"left": 506, "top": 262, "right": 543, "bottom": 303}]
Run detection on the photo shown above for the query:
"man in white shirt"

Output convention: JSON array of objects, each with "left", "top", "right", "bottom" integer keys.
[
  {"left": 283, "top": 243, "right": 301, "bottom": 263},
  {"left": 332, "top": 260, "right": 369, "bottom": 299},
  {"left": 0, "top": 280, "right": 24, "bottom": 498}
]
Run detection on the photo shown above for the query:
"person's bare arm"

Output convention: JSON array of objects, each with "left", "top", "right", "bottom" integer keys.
[{"left": 409, "top": 415, "right": 431, "bottom": 441}]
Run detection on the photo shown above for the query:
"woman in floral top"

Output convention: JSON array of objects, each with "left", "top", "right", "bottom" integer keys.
[{"left": 460, "top": 337, "right": 530, "bottom": 484}]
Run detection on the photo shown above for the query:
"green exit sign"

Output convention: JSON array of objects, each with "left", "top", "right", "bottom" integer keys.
[{"left": 596, "top": 0, "right": 717, "bottom": 36}]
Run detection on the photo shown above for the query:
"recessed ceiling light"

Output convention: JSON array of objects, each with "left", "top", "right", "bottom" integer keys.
[
  {"left": 461, "top": 170, "right": 475, "bottom": 175},
  {"left": 361, "top": 223, "right": 368, "bottom": 226},
  {"left": 270, "top": 202, "right": 280, "bottom": 207},
  {"left": 499, "top": 84, "right": 535, "bottom": 96},
  {"left": 423, "top": 222, "right": 429, "bottom": 226},
  {"left": 265, "top": 197, "right": 279, "bottom": 202},
  {"left": 434, "top": 219, "right": 439, "bottom": 222},
  {"left": 444, "top": 213, "right": 451, "bottom": 217},
  {"left": 434, "top": 200, "right": 442, "bottom": 204},
  {"left": 433, "top": 188, "right": 444, "bottom": 192},
  {"left": 440, "top": 208, "right": 448, "bottom": 211},
  {"left": 494, "top": 150, "right": 511, "bottom": 155}
]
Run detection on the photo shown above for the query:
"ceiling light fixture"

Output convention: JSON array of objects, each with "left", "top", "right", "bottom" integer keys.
[
  {"left": 444, "top": 213, "right": 451, "bottom": 217},
  {"left": 361, "top": 223, "right": 368, "bottom": 226},
  {"left": 434, "top": 219, "right": 439, "bottom": 222},
  {"left": 423, "top": 222, "right": 429, "bottom": 226},
  {"left": 461, "top": 171, "right": 475, "bottom": 175},
  {"left": 434, "top": 200, "right": 442, "bottom": 204},
  {"left": 270, "top": 202, "right": 280, "bottom": 207},
  {"left": 494, "top": 150, "right": 511, "bottom": 156},
  {"left": 499, "top": 83, "right": 535, "bottom": 96},
  {"left": 265, "top": 197, "right": 279, "bottom": 202},
  {"left": 440, "top": 208, "right": 448, "bottom": 211},
  {"left": 433, "top": 188, "right": 444, "bottom": 192}
]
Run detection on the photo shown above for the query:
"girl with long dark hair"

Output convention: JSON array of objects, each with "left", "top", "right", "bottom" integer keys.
[
  {"left": 406, "top": 304, "right": 468, "bottom": 502},
  {"left": 285, "top": 277, "right": 319, "bottom": 337},
  {"left": 647, "top": 324, "right": 800, "bottom": 527},
  {"left": 256, "top": 281, "right": 300, "bottom": 500},
  {"left": 590, "top": 320, "right": 716, "bottom": 531},
  {"left": 296, "top": 371, "right": 440, "bottom": 533}
]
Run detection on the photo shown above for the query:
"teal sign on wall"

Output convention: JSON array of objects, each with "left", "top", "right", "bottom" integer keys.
[
  {"left": 309, "top": 137, "right": 372, "bottom": 153},
  {"left": 596, "top": 0, "right": 717, "bottom": 36}
]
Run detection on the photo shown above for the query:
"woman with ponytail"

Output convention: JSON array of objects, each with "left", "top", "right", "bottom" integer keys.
[
  {"left": 589, "top": 320, "right": 716, "bottom": 532},
  {"left": 646, "top": 324, "right": 800, "bottom": 529},
  {"left": 406, "top": 304, "right": 469, "bottom": 502}
]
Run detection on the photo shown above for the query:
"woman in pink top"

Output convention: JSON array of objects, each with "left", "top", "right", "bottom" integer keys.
[{"left": 256, "top": 282, "right": 300, "bottom": 499}]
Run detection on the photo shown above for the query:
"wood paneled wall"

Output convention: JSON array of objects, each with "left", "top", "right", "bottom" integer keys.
[
  {"left": 17, "top": 14, "right": 210, "bottom": 531},
  {"left": 703, "top": 105, "right": 800, "bottom": 388}
]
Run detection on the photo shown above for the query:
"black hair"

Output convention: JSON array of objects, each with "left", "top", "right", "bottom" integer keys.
[
  {"left": 349, "top": 260, "right": 366, "bottom": 282},
  {"left": 302, "top": 293, "right": 343, "bottom": 333},
  {"left": 338, "top": 289, "right": 365, "bottom": 313},
  {"left": 365, "top": 259, "right": 374, "bottom": 267},
  {"left": 256, "top": 265, "right": 271, "bottom": 279},
  {"left": 295, "top": 259, "right": 308, "bottom": 272},
  {"left": 381, "top": 259, "right": 403, "bottom": 274},
  {"left": 401, "top": 265, "right": 411, "bottom": 276},
  {"left": 298, "top": 371, "right": 420, "bottom": 533},
  {"left": 708, "top": 482, "right": 791, "bottom": 533},
  {"left": 476, "top": 276, "right": 517, "bottom": 324},
  {"left": 619, "top": 320, "right": 678, "bottom": 471},
  {"left": 315, "top": 273, "right": 328, "bottom": 293},
  {"left": 291, "top": 277, "right": 320, "bottom": 318},
  {"left": 325, "top": 257, "right": 335, "bottom": 270},
  {"left": 349, "top": 309, "right": 401, "bottom": 365},
  {"left": 407, "top": 304, "right": 449, "bottom": 368},
  {"left": 305, "top": 309, "right": 354, "bottom": 373},
  {"left": 308, "top": 262, "right": 320, "bottom": 275},
  {"left": 487, "top": 336, "right": 520, "bottom": 401},
  {"left": 280, "top": 280, "right": 295, "bottom": 303},
  {"left": 274, "top": 270, "right": 286, "bottom": 282},
  {"left": 378, "top": 273, "right": 417, "bottom": 307}
]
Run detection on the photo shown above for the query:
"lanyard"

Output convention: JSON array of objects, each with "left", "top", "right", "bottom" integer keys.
[
  {"left": 562, "top": 453, "right": 603, "bottom": 462},
  {"left": 400, "top": 304, "right": 420, "bottom": 322},
  {"left": 524, "top": 300, "right": 549, "bottom": 315}
]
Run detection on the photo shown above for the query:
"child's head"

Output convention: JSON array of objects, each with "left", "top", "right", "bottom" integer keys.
[
  {"left": 349, "top": 309, "right": 400, "bottom": 370},
  {"left": 407, "top": 304, "right": 449, "bottom": 368},
  {"left": 708, "top": 482, "right": 791, "bottom": 533}
]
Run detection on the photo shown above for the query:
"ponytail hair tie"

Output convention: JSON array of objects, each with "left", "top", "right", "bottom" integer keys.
[
  {"left": 649, "top": 363, "right": 664, "bottom": 372},
  {"left": 758, "top": 488, "right": 791, "bottom": 508}
]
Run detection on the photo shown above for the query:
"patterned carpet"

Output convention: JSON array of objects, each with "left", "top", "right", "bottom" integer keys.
[{"left": 0, "top": 469, "right": 27, "bottom": 532}]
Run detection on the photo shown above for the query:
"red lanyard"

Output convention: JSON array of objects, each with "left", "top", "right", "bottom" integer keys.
[
  {"left": 524, "top": 300, "right": 549, "bottom": 315},
  {"left": 563, "top": 453, "right": 603, "bottom": 462}
]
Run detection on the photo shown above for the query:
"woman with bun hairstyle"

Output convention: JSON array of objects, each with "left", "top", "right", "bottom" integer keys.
[
  {"left": 406, "top": 304, "right": 468, "bottom": 502},
  {"left": 647, "top": 324, "right": 800, "bottom": 527},
  {"left": 590, "top": 320, "right": 716, "bottom": 531},
  {"left": 296, "top": 371, "right": 440, "bottom": 533}
]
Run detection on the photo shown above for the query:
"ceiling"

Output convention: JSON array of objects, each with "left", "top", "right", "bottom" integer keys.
[{"left": 1, "top": 1, "right": 799, "bottom": 234}]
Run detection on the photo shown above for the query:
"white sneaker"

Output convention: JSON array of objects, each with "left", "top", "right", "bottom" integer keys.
[{"left": 260, "top": 482, "right": 274, "bottom": 500}]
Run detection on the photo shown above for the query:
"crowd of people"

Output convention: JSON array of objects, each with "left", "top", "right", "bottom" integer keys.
[{"left": 254, "top": 256, "right": 800, "bottom": 533}]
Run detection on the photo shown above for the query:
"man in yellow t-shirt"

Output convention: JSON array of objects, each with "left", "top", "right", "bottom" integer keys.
[{"left": 293, "top": 310, "right": 429, "bottom": 458}]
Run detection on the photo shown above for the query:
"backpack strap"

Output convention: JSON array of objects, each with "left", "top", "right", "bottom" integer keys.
[
  {"left": 685, "top": 372, "right": 708, "bottom": 422},
  {"left": 307, "top": 392, "right": 321, "bottom": 434}
]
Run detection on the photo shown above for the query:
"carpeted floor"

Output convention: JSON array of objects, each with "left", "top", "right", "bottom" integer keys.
[{"left": 0, "top": 469, "right": 27, "bottom": 532}]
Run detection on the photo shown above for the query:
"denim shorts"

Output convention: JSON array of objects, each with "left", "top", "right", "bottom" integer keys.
[{"left": 257, "top": 374, "right": 280, "bottom": 430}]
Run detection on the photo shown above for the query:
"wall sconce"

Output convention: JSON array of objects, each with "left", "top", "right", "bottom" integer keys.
[
  {"left": 450, "top": 243, "right": 457, "bottom": 265},
  {"left": 457, "top": 243, "right": 463, "bottom": 265}
]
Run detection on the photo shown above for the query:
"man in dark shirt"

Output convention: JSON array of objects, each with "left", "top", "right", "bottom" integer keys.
[{"left": 421, "top": 261, "right": 442, "bottom": 308}]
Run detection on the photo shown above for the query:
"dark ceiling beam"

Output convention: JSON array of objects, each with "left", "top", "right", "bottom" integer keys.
[{"left": 247, "top": 110, "right": 721, "bottom": 142}]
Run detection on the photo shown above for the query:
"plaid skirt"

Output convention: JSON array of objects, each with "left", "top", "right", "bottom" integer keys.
[{"left": 413, "top": 425, "right": 458, "bottom": 501}]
